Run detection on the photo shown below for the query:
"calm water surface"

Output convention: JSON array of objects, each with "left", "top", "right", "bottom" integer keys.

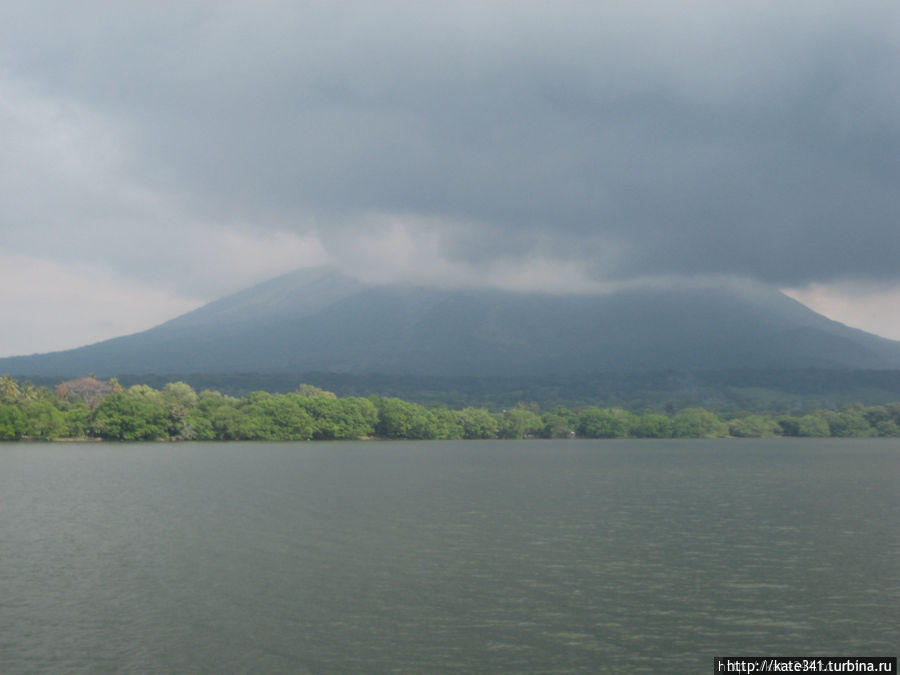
[{"left": 1, "top": 440, "right": 897, "bottom": 673}]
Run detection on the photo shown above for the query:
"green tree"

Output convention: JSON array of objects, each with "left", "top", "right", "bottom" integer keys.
[
  {"left": 126, "top": 384, "right": 162, "bottom": 399},
  {"left": 776, "top": 416, "right": 801, "bottom": 437},
  {"left": 576, "top": 407, "right": 630, "bottom": 438},
  {"left": 374, "top": 398, "right": 440, "bottom": 439},
  {"left": 728, "top": 414, "right": 781, "bottom": 438},
  {"left": 22, "top": 401, "right": 68, "bottom": 439},
  {"left": 295, "top": 384, "right": 337, "bottom": 399},
  {"left": 498, "top": 408, "right": 543, "bottom": 439},
  {"left": 232, "top": 394, "right": 315, "bottom": 440},
  {"left": 670, "top": 408, "right": 728, "bottom": 438},
  {"left": 18, "top": 381, "right": 41, "bottom": 404},
  {"left": 163, "top": 382, "right": 199, "bottom": 408},
  {"left": 0, "top": 375, "right": 21, "bottom": 404},
  {"left": 92, "top": 392, "right": 169, "bottom": 441},
  {"left": 432, "top": 408, "right": 465, "bottom": 439},
  {"left": 822, "top": 409, "right": 873, "bottom": 437},
  {"left": 63, "top": 404, "right": 92, "bottom": 439},
  {"left": 540, "top": 409, "right": 575, "bottom": 438},
  {"left": 885, "top": 403, "right": 900, "bottom": 427},
  {"left": 862, "top": 406, "right": 900, "bottom": 435},
  {"left": 629, "top": 413, "right": 672, "bottom": 438},
  {"left": 179, "top": 410, "right": 216, "bottom": 440},
  {"left": 873, "top": 419, "right": 900, "bottom": 436},
  {"left": 208, "top": 401, "right": 241, "bottom": 440},
  {"left": 161, "top": 382, "right": 199, "bottom": 438},
  {"left": 796, "top": 414, "right": 830, "bottom": 437},
  {"left": 458, "top": 407, "right": 499, "bottom": 439},
  {"left": 0, "top": 404, "right": 26, "bottom": 440},
  {"left": 297, "top": 395, "right": 377, "bottom": 439}
]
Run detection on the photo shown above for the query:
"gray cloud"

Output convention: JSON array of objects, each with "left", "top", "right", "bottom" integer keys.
[{"left": 1, "top": 0, "right": 898, "bottom": 289}]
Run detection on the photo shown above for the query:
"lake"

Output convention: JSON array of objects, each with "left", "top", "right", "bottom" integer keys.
[{"left": 1, "top": 439, "right": 897, "bottom": 673}]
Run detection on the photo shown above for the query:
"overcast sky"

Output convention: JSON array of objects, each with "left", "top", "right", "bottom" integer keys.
[{"left": 1, "top": 1, "right": 898, "bottom": 356}]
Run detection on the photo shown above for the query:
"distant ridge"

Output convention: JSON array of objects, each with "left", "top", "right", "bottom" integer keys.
[{"left": 2, "top": 267, "right": 900, "bottom": 378}]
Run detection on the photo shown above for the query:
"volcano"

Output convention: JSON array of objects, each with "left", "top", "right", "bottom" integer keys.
[{"left": 3, "top": 267, "right": 899, "bottom": 378}]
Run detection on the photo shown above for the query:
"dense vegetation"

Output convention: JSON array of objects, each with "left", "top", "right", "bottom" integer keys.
[
  {"left": 2, "top": 375, "right": 899, "bottom": 442},
  {"left": 24, "top": 368, "right": 900, "bottom": 414}
]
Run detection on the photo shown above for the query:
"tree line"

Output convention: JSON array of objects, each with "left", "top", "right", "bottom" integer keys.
[{"left": 1, "top": 375, "right": 899, "bottom": 442}]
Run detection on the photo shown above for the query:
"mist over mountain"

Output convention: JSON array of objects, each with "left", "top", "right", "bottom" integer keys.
[{"left": 2, "top": 267, "right": 899, "bottom": 380}]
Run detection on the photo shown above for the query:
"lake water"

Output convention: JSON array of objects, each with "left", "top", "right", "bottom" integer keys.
[{"left": 1, "top": 440, "right": 897, "bottom": 673}]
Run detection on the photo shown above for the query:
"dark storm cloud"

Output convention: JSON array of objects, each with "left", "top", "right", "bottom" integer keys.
[{"left": 1, "top": 0, "right": 897, "bottom": 285}]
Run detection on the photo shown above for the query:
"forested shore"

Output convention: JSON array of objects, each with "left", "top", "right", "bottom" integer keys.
[{"left": 1, "top": 375, "right": 899, "bottom": 442}]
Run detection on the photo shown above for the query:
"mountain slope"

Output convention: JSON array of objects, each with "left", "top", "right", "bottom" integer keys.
[{"left": 3, "top": 268, "right": 900, "bottom": 377}]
